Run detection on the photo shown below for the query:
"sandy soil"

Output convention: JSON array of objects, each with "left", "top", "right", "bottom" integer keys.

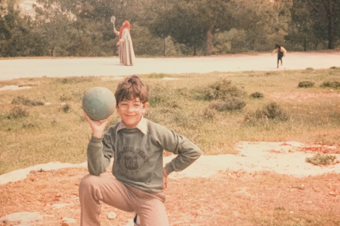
[
  {"left": 1, "top": 142, "right": 339, "bottom": 225},
  {"left": 1, "top": 51, "right": 340, "bottom": 80}
]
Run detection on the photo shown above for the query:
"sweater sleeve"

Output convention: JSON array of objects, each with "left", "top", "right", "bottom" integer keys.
[
  {"left": 87, "top": 131, "right": 114, "bottom": 176},
  {"left": 161, "top": 129, "right": 201, "bottom": 174}
]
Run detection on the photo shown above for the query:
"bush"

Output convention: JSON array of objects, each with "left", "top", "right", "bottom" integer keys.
[
  {"left": 305, "top": 67, "right": 314, "bottom": 71},
  {"left": 195, "top": 79, "right": 245, "bottom": 101},
  {"left": 298, "top": 81, "right": 314, "bottom": 88},
  {"left": 306, "top": 153, "right": 336, "bottom": 166},
  {"left": 8, "top": 106, "right": 30, "bottom": 118},
  {"left": 245, "top": 102, "right": 288, "bottom": 122},
  {"left": 61, "top": 103, "right": 71, "bottom": 113},
  {"left": 201, "top": 108, "right": 216, "bottom": 120},
  {"left": 320, "top": 81, "right": 340, "bottom": 89},
  {"left": 12, "top": 96, "right": 44, "bottom": 106},
  {"left": 250, "top": 92, "right": 264, "bottom": 98},
  {"left": 330, "top": 66, "right": 340, "bottom": 70},
  {"left": 209, "top": 97, "right": 246, "bottom": 111}
]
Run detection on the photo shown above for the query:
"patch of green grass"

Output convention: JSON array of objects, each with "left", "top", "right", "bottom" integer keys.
[
  {"left": 306, "top": 153, "right": 337, "bottom": 166},
  {"left": 250, "top": 92, "right": 264, "bottom": 98},
  {"left": 320, "top": 81, "right": 340, "bottom": 89},
  {"left": 298, "top": 81, "right": 314, "bottom": 88}
]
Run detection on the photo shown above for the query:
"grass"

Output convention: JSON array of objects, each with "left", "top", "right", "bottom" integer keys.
[
  {"left": 306, "top": 153, "right": 337, "bottom": 166},
  {"left": 0, "top": 69, "right": 340, "bottom": 174}
]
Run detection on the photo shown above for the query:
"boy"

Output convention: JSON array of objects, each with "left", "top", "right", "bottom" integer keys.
[
  {"left": 79, "top": 75, "right": 201, "bottom": 226},
  {"left": 272, "top": 44, "right": 287, "bottom": 68}
]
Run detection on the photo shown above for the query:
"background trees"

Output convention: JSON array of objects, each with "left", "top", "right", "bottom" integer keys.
[{"left": 0, "top": 0, "right": 339, "bottom": 57}]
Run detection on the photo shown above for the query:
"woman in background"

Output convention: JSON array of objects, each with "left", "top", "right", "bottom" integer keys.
[{"left": 114, "top": 20, "right": 135, "bottom": 66}]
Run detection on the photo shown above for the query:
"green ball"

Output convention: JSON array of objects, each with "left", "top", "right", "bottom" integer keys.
[{"left": 82, "top": 87, "right": 116, "bottom": 121}]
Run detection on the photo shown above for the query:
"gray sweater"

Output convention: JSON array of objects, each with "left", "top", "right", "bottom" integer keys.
[{"left": 87, "top": 119, "right": 201, "bottom": 193}]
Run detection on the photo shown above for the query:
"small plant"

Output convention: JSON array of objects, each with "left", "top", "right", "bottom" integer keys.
[
  {"left": 202, "top": 107, "right": 216, "bottom": 120},
  {"left": 274, "top": 206, "right": 285, "bottom": 211},
  {"left": 209, "top": 97, "right": 246, "bottom": 111},
  {"left": 250, "top": 92, "right": 264, "bottom": 98},
  {"left": 245, "top": 102, "right": 288, "bottom": 122},
  {"left": 330, "top": 66, "right": 340, "bottom": 70},
  {"left": 306, "top": 153, "right": 336, "bottom": 166},
  {"left": 8, "top": 106, "right": 30, "bottom": 118},
  {"left": 298, "top": 81, "right": 314, "bottom": 88},
  {"left": 61, "top": 103, "right": 71, "bottom": 113},
  {"left": 305, "top": 67, "right": 314, "bottom": 71},
  {"left": 12, "top": 96, "right": 44, "bottom": 106},
  {"left": 320, "top": 81, "right": 340, "bottom": 89},
  {"left": 195, "top": 79, "right": 245, "bottom": 101}
]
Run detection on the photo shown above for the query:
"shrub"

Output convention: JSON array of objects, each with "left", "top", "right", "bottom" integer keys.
[
  {"left": 250, "top": 92, "right": 264, "bottom": 98},
  {"left": 298, "top": 81, "right": 314, "bottom": 88},
  {"left": 305, "top": 67, "right": 314, "bottom": 71},
  {"left": 12, "top": 96, "right": 44, "bottom": 106},
  {"left": 320, "top": 81, "right": 340, "bottom": 89},
  {"left": 195, "top": 79, "right": 245, "bottom": 101},
  {"left": 8, "top": 106, "right": 30, "bottom": 118},
  {"left": 306, "top": 153, "right": 336, "bottom": 166},
  {"left": 61, "top": 103, "right": 71, "bottom": 113},
  {"left": 209, "top": 97, "right": 246, "bottom": 111},
  {"left": 330, "top": 66, "right": 340, "bottom": 70},
  {"left": 245, "top": 102, "right": 288, "bottom": 122},
  {"left": 201, "top": 107, "right": 216, "bottom": 120}
]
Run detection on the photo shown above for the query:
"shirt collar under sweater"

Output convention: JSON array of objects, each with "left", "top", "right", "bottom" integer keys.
[{"left": 116, "top": 117, "right": 147, "bottom": 135}]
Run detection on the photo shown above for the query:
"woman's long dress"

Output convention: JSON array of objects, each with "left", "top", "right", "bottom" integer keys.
[{"left": 118, "top": 28, "right": 135, "bottom": 66}]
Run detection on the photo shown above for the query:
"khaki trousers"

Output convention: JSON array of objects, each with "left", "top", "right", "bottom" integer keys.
[{"left": 79, "top": 174, "right": 169, "bottom": 226}]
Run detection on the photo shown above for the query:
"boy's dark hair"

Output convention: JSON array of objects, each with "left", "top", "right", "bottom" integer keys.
[
  {"left": 115, "top": 75, "right": 149, "bottom": 106},
  {"left": 275, "top": 44, "right": 281, "bottom": 49}
]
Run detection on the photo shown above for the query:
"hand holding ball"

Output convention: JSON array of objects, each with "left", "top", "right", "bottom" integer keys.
[{"left": 82, "top": 87, "right": 116, "bottom": 121}]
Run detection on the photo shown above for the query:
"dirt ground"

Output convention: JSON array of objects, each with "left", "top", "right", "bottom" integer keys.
[
  {"left": 1, "top": 142, "right": 340, "bottom": 226},
  {"left": 1, "top": 51, "right": 340, "bottom": 80},
  {"left": 1, "top": 167, "right": 340, "bottom": 226}
]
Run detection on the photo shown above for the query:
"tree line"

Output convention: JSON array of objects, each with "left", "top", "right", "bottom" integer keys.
[{"left": 0, "top": 0, "right": 339, "bottom": 57}]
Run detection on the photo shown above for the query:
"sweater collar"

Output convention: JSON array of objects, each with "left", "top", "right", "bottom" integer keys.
[{"left": 116, "top": 117, "right": 147, "bottom": 135}]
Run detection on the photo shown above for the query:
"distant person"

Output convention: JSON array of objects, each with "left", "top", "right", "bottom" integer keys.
[
  {"left": 79, "top": 75, "right": 201, "bottom": 226},
  {"left": 272, "top": 44, "right": 287, "bottom": 68},
  {"left": 113, "top": 20, "right": 135, "bottom": 66}
]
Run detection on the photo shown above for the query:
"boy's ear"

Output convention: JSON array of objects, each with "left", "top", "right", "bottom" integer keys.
[{"left": 142, "top": 102, "right": 149, "bottom": 113}]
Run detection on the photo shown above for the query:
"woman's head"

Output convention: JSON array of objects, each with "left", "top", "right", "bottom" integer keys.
[{"left": 119, "top": 20, "right": 131, "bottom": 39}]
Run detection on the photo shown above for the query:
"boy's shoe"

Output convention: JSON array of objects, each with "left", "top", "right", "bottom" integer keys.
[{"left": 134, "top": 214, "right": 140, "bottom": 226}]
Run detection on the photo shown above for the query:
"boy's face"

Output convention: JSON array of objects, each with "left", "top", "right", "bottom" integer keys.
[{"left": 116, "top": 97, "right": 149, "bottom": 128}]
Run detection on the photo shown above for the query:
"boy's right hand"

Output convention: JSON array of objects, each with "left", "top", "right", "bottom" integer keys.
[{"left": 84, "top": 113, "right": 112, "bottom": 138}]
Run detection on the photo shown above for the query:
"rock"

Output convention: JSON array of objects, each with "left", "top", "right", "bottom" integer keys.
[
  {"left": 329, "top": 191, "right": 337, "bottom": 196},
  {"left": 51, "top": 203, "right": 71, "bottom": 209},
  {"left": 61, "top": 217, "right": 76, "bottom": 225},
  {"left": 0, "top": 212, "right": 43, "bottom": 226},
  {"left": 107, "top": 212, "right": 117, "bottom": 220},
  {"left": 121, "top": 219, "right": 134, "bottom": 226}
]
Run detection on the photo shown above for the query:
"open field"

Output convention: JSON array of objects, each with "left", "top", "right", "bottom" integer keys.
[{"left": 0, "top": 68, "right": 340, "bottom": 175}]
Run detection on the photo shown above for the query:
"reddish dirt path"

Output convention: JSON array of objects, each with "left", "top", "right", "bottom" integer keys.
[{"left": 1, "top": 167, "right": 340, "bottom": 226}]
